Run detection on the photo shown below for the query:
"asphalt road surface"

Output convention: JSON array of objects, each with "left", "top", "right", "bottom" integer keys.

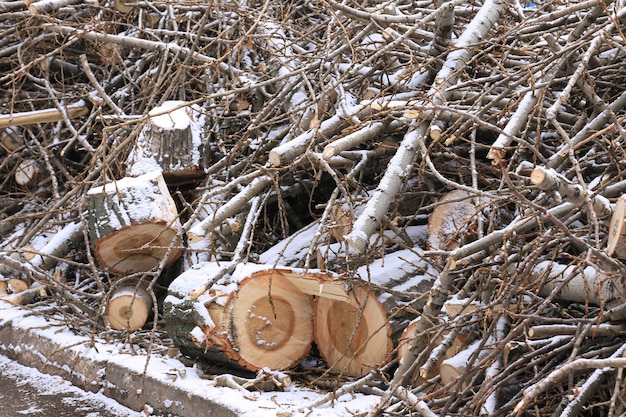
[{"left": 0, "top": 353, "right": 143, "bottom": 417}]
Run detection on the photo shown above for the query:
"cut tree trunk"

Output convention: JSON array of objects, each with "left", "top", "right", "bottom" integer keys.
[
  {"left": 535, "top": 260, "right": 626, "bottom": 309},
  {"left": 164, "top": 262, "right": 316, "bottom": 371},
  {"left": 439, "top": 340, "right": 489, "bottom": 387},
  {"left": 106, "top": 281, "right": 153, "bottom": 331},
  {"left": 316, "top": 239, "right": 434, "bottom": 376},
  {"left": 397, "top": 320, "right": 467, "bottom": 383},
  {"left": 0, "top": 282, "right": 47, "bottom": 305},
  {"left": 1, "top": 126, "right": 22, "bottom": 151},
  {"left": 86, "top": 170, "right": 183, "bottom": 274},
  {"left": 164, "top": 261, "right": 394, "bottom": 374},
  {"left": 126, "top": 101, "right": 208, "bottom": 185}
]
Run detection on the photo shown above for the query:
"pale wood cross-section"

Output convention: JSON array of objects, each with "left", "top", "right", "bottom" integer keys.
[
  {"left": 87, "top": 170, "right": 183, "bottom": 274},
  {"left": 258, "top": 268, "right": 393, "bottom": 376},
  {"left": 427, "top": 189, "right": 484, "bottom": 253},
  {"left": 314, "top": 284, "right": 392, "bottom": 377},
  {"left": 226, "top": 270, "right": 315, "bottom": 371},
  {"left": 107, "top": 282, "right": 153, "bottom": 331},
  {"left": 164, "top": 262, "right": 391, "bottom": 374},
  {"left": 607, "top": 194, "right": 626, "bottom": 259},
  {"left": 165, "top": 263, "right": 315, "bottom": 371},
  {"left": 15, "top": 159, "right": 41, "bottom": 186}
]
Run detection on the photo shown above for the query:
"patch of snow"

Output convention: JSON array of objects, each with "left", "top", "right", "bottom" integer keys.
[
  {"left": 148, "top": 101, "right": 192, "bottom": 130},
  {"left": 357, "top": 248, "right": 436, "bottom": 290}
]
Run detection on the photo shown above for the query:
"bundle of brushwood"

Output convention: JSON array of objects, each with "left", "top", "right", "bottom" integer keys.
[{"left": 4, "top": 0, "right": 626, "bottom": 414}]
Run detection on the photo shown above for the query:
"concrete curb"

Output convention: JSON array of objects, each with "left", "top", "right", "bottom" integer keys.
[{"left": 0, "top": 314, "right": 238, "bottom": 417}]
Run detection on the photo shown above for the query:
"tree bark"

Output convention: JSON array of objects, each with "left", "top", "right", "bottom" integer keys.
[
  {"left": 126, "top": 101, "right": 208, "bottom": 185},
  {"left": 608, "top": 194, "right": 626, "bottom": 259},
  {"left": 0, "top": 100, "right": 89, "bottom": 128}
]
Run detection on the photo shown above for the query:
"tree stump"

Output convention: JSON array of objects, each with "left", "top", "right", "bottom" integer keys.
[
  {"left": 164, "top": 262, "right": 316, "bottom": 371},
  {"left": 86, "top": 170, "right": 183, "bottom": 274},
  {"left": 106, "top": 282, "right": 153, "bottom": 331},
  {"left": 126, "top": 100, "right": 208, "bottom": 185}
]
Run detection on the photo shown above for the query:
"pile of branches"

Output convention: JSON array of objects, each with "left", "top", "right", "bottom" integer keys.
[{"left": 2, "top": 0, "right": 626, "bottom": 415}]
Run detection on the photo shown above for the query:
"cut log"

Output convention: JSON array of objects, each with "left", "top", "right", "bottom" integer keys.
[
  {"left": 427, "top": 189, "right": 485, "bottom": 252},
  {"left": 314, "top": 284, "right": 392, "bottom": 377},
  {"left": 9, "top": 278, "right": 29, "bottom": 293},
  {"left": 0, "top": 282, "right": 47, "bottom": 305},
  {"left": 164, "top": 262, "right": 316, "bottom": 371},
  {"left": 27, "top": 0, "right": 85, "bottom": 14},
  {"left": 86, "top": 170, "right": 183, "bottom": 274},
  {"left": 530, "top": 166, "right": 612, "bottom": 222},
  {"left": 398, "top": 321, "right": 466, "bottom": 369},
  {"left": 106, "top": 282, "right": 153, "bottom": 331},
  {"left": 1, "top": 126, "right": 22, "bottom": 151},
  {"left": 608, "top": 194, "right": 626, "bottom": 259},
  {"left": 397, "top": 319, "right": 469, "bottom": 396},
  {"left": 15, "top": 159, "right": 41, "bottom": 186},
  {"left": 228, "top": 270, "right": 314, "bottom": 370},
  {"left": 534, "top": 260, "right": 625, "bottom": 309},
  {"left": 315, "top": 242, "right": 435, "bottom": 377},
  {"left": 113, "top": 0, "right": 134, "bottom": 13},
  {"left": 439, "top": 340, "right": 488, "bottom": 386},
  {"left": 126, "top": 101, "right": 208, "bottom": 185}
]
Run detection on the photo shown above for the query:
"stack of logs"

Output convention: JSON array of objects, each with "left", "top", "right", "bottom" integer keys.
[{"left": 87, "top": 101, "right": 207, "bottom": 330}]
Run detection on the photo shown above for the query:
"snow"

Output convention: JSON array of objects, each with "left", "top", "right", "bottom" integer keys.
[
  {"left": 33, "top": 221, "right": 81, "bottom": 260},
  {"left": 127, "top": 155, "right": 162, "bottom": 177},
  {"left": 148, "top": 101, "right": 192, "bottom": 130},
  {"left": 357, "top": 247, "right": 435, "bottom": 290}
]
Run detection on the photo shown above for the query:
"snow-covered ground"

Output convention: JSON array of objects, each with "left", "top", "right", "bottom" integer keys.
[
  {"left": 0, "top": 353, "right": 142, "bottom": 417},
  {"left": 0, "top": 301, "right": 379, "bottom": 417}
]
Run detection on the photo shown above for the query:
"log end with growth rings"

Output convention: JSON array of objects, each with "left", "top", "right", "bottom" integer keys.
[
  {"left": 607, "top": 194, "right": 626, "bottom": 259},
  {"left": 107, "top": 284, "right": 153, "bottom": 331},
  {"left": 227, "top": 270, "right": 315, "bottom": 371},
  {"left": 314, "top": 285, "right": 391, "bottom": 377},
  {"left": 94, "top": 223, "right": 183, "bottom": 274}
]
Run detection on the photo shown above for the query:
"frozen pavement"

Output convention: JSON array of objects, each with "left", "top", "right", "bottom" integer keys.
[{"left": 0, "top": 302, "right": 379, "bottom": 417}]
